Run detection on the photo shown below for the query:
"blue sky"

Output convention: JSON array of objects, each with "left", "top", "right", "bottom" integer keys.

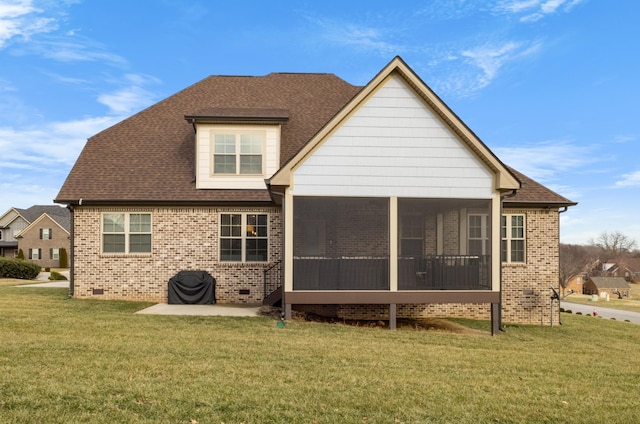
[{"left": 1, "top": 0, "right": 639, "bottom": 245}]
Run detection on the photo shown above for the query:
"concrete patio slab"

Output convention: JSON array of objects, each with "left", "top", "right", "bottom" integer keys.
[{"left": 136, "top": 303, "right": 262, "bottom": 317}]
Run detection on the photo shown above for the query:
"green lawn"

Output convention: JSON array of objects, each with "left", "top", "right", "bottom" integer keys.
[{"left": 2, "top": 280, "right": 640, "bottom": 423}]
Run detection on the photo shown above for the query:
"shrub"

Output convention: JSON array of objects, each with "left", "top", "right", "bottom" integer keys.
[
  {"left": 59, "top": 247, "right": 68, "bottom": 269},
  {"left": 564, "top": 310, "right": 572, "bottom": 314},
  {"left": 576, "top": 312, "right": 582, "bottom": 315},
  {"left": 48, "top": 271, "right": 68, "bottom": 281},
  {"left": 0, "top": 257, "right": 41, "bottom": 279},
  {"left": 44, "top": 267, "right": 51, "bottom": 272},
  {"left": 17, "top": 249, "right": 24, "bottom": 260}
]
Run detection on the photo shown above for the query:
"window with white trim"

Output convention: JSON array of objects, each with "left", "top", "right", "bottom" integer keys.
[
  {"left": 468, "top": 214, "right": 489, "bottom": 256},
  {"left": 501, "top": 214, "right": 525, "bottom": 263},
  {"left": 220, "top": 213, "right": 268, "bottom": 262},
  {"left": 30, "top": 248, "right": 41, "bottom": 260},
  {"left": 51, "top": 248, "right": 60, "bottom": 260},
  {"left": 213, "top": 132, "right": 264, "bottom": 175},
  {"left": 102, "top": 213, "right": 152, "bottom": 254},
  {"left": 400, "top": 215, "right": 423, "bottom": 257},
  {"left": 40, "top": 228, "right": 52, "bottom": 240}
]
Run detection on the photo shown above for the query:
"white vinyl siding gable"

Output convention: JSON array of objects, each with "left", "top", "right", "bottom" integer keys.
[
  {"left": 291, "top": 75, "right": 493, "bottom": 198},
  {"left": 196, "top": 124, "right": 280, "bottom": 189}
]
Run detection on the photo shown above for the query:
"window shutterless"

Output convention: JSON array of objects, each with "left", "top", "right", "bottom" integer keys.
[{"left": 102, "top": 213, "right": 152, "bottom": 254}]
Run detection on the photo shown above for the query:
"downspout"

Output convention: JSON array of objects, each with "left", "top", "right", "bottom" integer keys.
[
  {"left": 66, "top": 203, "right": 75, "bottom": 298},
  {"left": 265, "top": 180, "right": 286, "bottom": 315},
  {"left": 499, "top": 189, "right": 518, "bottom": 332},
  {"left": 556, "top": 206, "right": 569, "bottom": 325}
]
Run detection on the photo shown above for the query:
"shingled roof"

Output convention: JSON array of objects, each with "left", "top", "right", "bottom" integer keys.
[
  {"left": 505, "top": 167, "right": 576, "bottom": 207},
  {"left": 55, "top": 73, "right": 362, "bottom": 205},
  {"left": 55, "top": 69, "right": 574, "bottom": 208}
]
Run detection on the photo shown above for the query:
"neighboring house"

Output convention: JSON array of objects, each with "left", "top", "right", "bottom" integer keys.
[
  {"left": 15, "top": 210, "right": 71, "bottom": 269},
  {"left": 563, "top": 274, "right": 587, "bottom": 297},
  {"left": 603, "top": 258, "right": 640, "bottom": 283},
  {"left": 55, "top": 57, "right": 576, "bottom": 331},
  {"left": 584, "top": 277, "right": 630, "bottom": 299},
  {"left": 0, "top": 206, "right": 70, "bottom": 266}
]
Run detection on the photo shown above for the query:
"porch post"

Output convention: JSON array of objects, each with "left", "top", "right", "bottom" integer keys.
[
  {"left": 389, "top": 303, "right": 397, "bottom": 330},
  {"left": 491, "top": 303, "right": 500, "bottom": 335}
]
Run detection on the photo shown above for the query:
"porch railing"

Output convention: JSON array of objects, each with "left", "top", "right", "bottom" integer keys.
[
  {"left": 263, "top": 260, "right": 283, "bottom": 299},
  {"left": 292, "top": 255, "right": 490, "bottom": 291},
  {"left": 398, "top": 255, "right": 490, "bottom": 290}
]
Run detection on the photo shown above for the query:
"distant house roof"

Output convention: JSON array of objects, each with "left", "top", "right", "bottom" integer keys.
[
  {"left": 55, "top": 61, "right": 575, "bottom": 208},
  {"left": 15, "top": 206, "right": 70, "bottom": 232},
  {"left": 588, "top": 277, "right": 630, "bottom": 290}
]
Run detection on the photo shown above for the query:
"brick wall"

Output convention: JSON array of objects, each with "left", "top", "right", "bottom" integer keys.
[
  {"left": 73, "top": 205, "right": 561, "bottom": 326},
  {"left": 72, "top": 206, "right": 281, "bottom": 303}
]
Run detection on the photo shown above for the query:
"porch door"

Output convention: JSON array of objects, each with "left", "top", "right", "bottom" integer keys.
[{"left": 299, "top": 220, "right": 325, "bottom": 257}]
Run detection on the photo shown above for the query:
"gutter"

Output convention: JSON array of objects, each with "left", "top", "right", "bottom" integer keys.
[{"left": 498, "top": 189, "right": 518, "bottom": 332}]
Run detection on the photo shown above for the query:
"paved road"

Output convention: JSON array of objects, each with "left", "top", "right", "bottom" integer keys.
[{"left": 561, "top": 301, "right": 640, "bottom": 324}]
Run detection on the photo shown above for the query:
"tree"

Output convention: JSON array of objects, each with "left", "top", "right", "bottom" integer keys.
[
  {"left": 590, "top": 231, "right": 637, "bottom": 259},
  {"left": 17, "top": 249, "right": 24, "bottom": 260},
  {"left": 559, "top": 243, "right": 589, "bottom": 288}
]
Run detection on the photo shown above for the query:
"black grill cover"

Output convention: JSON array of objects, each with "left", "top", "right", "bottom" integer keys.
[{"left": 168, "top": 271, "right": 216, "bottom": 304}]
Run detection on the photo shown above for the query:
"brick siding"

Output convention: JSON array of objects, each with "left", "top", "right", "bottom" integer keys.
[
  {"left": 72, "top": 206, "right": 281, "bottom": 303},
  {"left": 73, "top": 205, "right": 560, "bottom": 326}
]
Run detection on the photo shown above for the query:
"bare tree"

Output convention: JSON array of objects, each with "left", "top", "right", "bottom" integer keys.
[
  {"left": 559, "top": 243, "right": 589, "bottom": 287},
  {"left": 589, "top": 231, "right": 637, "bottom": 259}
]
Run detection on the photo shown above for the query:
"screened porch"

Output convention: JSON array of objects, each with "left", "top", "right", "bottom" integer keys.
[{"left": 292, "top": 197, "right": 492, "bottom": 291}]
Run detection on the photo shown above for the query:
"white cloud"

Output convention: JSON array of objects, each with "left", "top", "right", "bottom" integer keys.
[
  {"left": 494, "top": 0, "right": 585, "bottom": 22},
  {"left": 305, "top": 15, "right": 401, "bottom": 56},
  {"left": 428, "top": 39, "right": 542, "bottom": 97},
  {"left": 0, "top": 0, "right": 58, "bottom": 48},
  {"left": 615, "top": 170, "right": 640, "bottom": 188},
  {"left": 0, "top": 115, "right": 119, "bottom": 169},
  {"left": 493, "top": 139, "right": 595, "bottom": 183},
  {"left": 97, "top": 74, "right": 160, "bottom": 115}
]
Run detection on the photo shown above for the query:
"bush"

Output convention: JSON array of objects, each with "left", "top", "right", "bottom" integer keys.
[
  {"left": 0, "top": 257, "right": 41, "bottom": 279},
  {"left": 59, "top": 247, "right": 68, "bottom": 269},
  {"left": 17, "top": 249, "right": 24, "bottom": 260},
  {"left": 48, "top": 271, "right": 68, "bottom": 281}
]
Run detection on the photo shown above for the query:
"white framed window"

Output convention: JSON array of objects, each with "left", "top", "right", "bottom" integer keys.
[
  {"left": 400, "top": 215, "right": 423, "bottom": 257},
  {"left": 468, "top": 214, "right": 489, "bottom": 256},
  {"left": 29, "top": 248, "right": 41, "bottom": 260},
  {"left": 212, "top": 132, "right": 264, "bottom": 175},
  {"left": 501, "top": 214, "right": 525, "bottom": 263},
  {"left": 40, "top": 228, "right": 52, "bottom": 240},
  {"left": 102, "top": 213, "right": 152, "bottom": 254},
  {"left": 219, "top": 213, "right": 268, "bottom": 262},
  {"left": 51, "top": 248, "right": 60, "bottom": 260}
]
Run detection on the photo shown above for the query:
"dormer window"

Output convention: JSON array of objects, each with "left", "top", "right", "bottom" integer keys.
[
  {"left": 185, "top": 108, "right": 288, "bottom": 190},
  {"left": 213, "top": 133, "right": 264, "bottom": 175}
]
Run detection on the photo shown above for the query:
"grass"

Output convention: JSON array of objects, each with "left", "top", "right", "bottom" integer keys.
[
  {"left": 563, "top": 282, "right": 640, "bottom": 313},
  {"left": 2, "top": 281, "right": 640, "bottom": 423}
]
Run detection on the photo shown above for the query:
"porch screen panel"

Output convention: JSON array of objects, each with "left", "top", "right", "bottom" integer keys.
[
  {"left": 397, "top": 198, "right": 492, "bottom": 290},
  {"left": 293, "top": 197, "right": 389, "bottom": 290}
]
